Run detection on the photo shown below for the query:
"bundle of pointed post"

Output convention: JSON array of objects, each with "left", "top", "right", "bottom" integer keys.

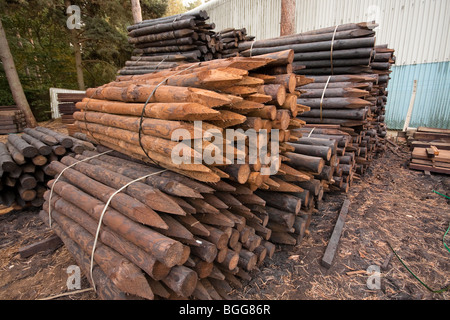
[
  {"left": 34, "top": 50, "right": 329, "bottom": 300},
  {"left": 74, "top": 50, "right": 309, "bottom": 188},
  {"left": 39, "top": 145, "right": 316, "bottom": 299},
  {"left": 294, "top": 43, "right": 395, "bottom": 183}
]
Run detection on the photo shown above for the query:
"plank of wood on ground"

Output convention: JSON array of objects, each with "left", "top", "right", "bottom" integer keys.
[
  {"left": 321, "top": 198, "right": 351, "bottom": 269},
  {"left": 18, "top": 234, "right": 63, "bottom": 259}
]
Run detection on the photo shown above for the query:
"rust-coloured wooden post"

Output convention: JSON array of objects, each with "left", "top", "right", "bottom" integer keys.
[{"left": 280, "top": 0, "right": 296, "bottom": 36}]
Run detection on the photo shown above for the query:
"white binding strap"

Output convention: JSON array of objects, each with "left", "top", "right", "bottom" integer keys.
[
  {"left": 89, "top": 168, "right": 168, "bottom": 291},
  {"left": 319, "top": 76, "right": 332, "bottom": 122},
  {"left": 330, "top": 25, "right": 339, "bottom": 75},
  {"left": 249, "top": 40, "right": 256, "bottom": 57},
  {"left": 48, "top": 150, "right": 113, "bottom": 228}
]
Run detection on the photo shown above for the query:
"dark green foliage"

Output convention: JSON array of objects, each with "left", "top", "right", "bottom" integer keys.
[{"left": 0, "top": 0, "right": 168, "bottom": 121}]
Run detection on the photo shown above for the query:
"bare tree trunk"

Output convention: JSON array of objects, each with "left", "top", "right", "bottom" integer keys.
[
  {"left": 280, "top": 0, "right": 296, "bottom": 36},
  {"left": 72, "top": 35, "right": 85, "bottom": 91},
  {"left": 65, "top": 0, "right": 85, "bottom": 91},
  {"left": 0, "top": 19, "right": 37, "bottom": 128},
  {"left": 131, "top": 0, "right": 143, "bottom": 24}
]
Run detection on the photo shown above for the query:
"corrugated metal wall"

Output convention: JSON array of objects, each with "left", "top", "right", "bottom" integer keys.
[
  {"left": 197, "top": 0, "right": 282, "bottom": 41},
  {"left": 189, "top": 0, "right": 450, "bottom": 129},
  {"left": 385, "top": 62, "right": 450, "bottom": 130}
]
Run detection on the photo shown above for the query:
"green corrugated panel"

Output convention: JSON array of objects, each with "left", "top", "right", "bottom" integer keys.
[{"left": 385, "top": 62, "right": 450, "bottom": 130}]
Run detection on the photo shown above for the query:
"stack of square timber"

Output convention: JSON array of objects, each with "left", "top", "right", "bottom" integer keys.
[
  {"left": 120, "top": 11, "right": 217, "bottom": 75},
  {"left": 38, "top": 50, "right": 327, "bottom": 299},
  {"left": 0, "top": 127, "right": 94, "bottom": 209},
  {"left": 57, "top": 92, "right": 87, "bottom": 125},
  {"left": 0, "top": 106, "right": 26, "bottom": 134},
  {"left": 409, "top": 127, "right": 450, "bottom": 175}
]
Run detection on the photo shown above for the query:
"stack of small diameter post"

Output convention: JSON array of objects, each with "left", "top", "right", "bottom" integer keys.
[
  {"left": 238, "top": 22, "right": 393, "bottom": 177},
  {"left": 214, "top": 27, "right": 255, "bottom": 59},
  {"left": 0, "top": 127, "right": 94, "bottom": 209},
  {"left": 287, "top": 126, "right": 357, "bottom": 194},
  {"left": 120, "top": 10, "right": 217, "bottom": 75},
  {"left": 238, "top": 22, "right": 378, "bottom": 75},
  {"left": 296, "top": 61, "right": 394, "bottom": 176}
]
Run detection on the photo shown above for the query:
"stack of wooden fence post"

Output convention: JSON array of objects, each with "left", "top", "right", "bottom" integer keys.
[
  {"left": 0, "top": 106, "right": 27, "bottom": 134},
  {"left": 77, "top": 50, "right": 301, "bottom": 184},
  {"left": 120, "top": 10, "right": 218, "bottom": 75},
  {"left": 120, "top": 10, "right": 258, "bottom": 76},
  {"left": 36, "top": 50, "right": 327, "bottom": 299},
  {"left": 238, "top": 22, "right": 378, "bottom": 74},
  {"left": 79, "top": 49, "right": 316, "bottom": 246},
  {"left": 40, "top": 149, "right": 275, "bottom": 300},
  {"left": 214, "top": 28, "right": 254, "bottom": 59},
  {"left": 238, "top": 22, "right": 395, "bottom": 190},
  {"left": 0, "top": 127, "right": 95, "bottom": 209}
]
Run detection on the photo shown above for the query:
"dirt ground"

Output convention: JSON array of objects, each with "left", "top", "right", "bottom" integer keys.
[
  {"left": 239, "top": 146, "right": 450, "bottom": 301},
  {"left": 0, "top": 130, "right": 448, "bottom": 300}
]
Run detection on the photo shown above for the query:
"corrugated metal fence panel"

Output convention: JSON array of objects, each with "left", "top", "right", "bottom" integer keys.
[
  {"left": 194, "top": 0, "right": 281, "bottom": 40},
  {"left": 385, "top": 61, "right": 450, "bottom": 130},
  {"left": 192, "top": 0, "right": 450, "bottom": 65},
  {"left": 295, "top": 0, "right": 450, "bottom": 66}
]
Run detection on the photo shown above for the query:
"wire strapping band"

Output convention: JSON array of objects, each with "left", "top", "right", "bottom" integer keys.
[
  {"left": 82, "top": 50, "right": 148, "bottom": 142},
  {"left": 154, "top": 56, "right": 167, "bottom": 70},
  {"left": 249, "top": 40, "right": 256, "bottom": 57},
  {"left": 47, "top": 150, "right": 113, "bottom": 228},
  {"left": 319, "top": 76, "right": 332, "bottom": 122},
  {"left": 308, "top": 127, "right": 315, "bottom": 138},
  {"left": 89, "top": 168, "right": 168, "bottom": 292},
  {"left": 330, "top": 25, "right": 339, "bottom": 75},
  {"left": 82, "top": 87, "right": 105, "bottom": 146},
  {"left": 138, "top": 62, "right": 201, "bottom": 166}
]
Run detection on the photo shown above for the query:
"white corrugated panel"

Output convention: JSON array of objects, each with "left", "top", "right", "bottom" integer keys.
[
  {"left": 191, "top": 0, "right": 281, "bottom": 40},
  {"left": 189, "top": 0, "right": 450, "bottom": 65}
]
